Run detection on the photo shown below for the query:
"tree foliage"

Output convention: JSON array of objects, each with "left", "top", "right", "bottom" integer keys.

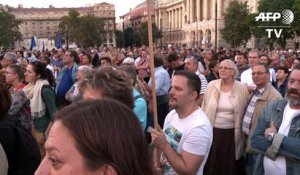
[
  {"left": 59, "top": 10, "right": 104, "bottom": 48},
  {"left": 124, "top": 27, "right": 141, "bottom": 47},
  {"left": 115, "top": 30, "right": 124, "bottom": 48},
  {"left": 139, "top": 22, "right": 162, "bottom": 45},
  {"left": 292, "top": 0, "right": 300, "bottom": 35},
  {"left": 0, "top": 10, "right": 22, "bottom": 49},
  {"left": 221, "top": 0, "right": 251, "bottom": 48},
  {"left": 249, "top": 0, "right": 295, "bottom": 48}
]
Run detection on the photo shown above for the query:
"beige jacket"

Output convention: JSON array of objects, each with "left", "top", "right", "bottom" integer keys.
[
  {"left": 245, "top": 83, "right": 283, "bottom": 153},
  {"left": 202, "top": 79, "right": 249, "bottom": 160}
]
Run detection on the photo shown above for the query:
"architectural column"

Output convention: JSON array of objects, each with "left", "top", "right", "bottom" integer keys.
[
  {"left": 187, "top": 0, "right": 190, "bottom": 23},
  {"left": 179, "top": 8, "right": 182, "bottom": 28},
  {"left": 173, "top": 9, "right": 176, "bottom": 29},
  {"left": 176, "top": 9, "right": 178, "bottom": 27},
  {"left": 203, "top": 0, "right": 207, "bottom": 20},
  {"left": 197, "top": 0, "right": 200, "bottom": 21},
  {"left": 217, "top": 0, "right": 222, "bottom": 19},
  {"left": 190, "top": 0, "right": 193, "bottom": 22}
]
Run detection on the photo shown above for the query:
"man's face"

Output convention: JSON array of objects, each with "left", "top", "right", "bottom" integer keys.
[
  {"left": 252, "top": 65, "right": 269, "bottom": 88},
  {"left": 287, "top": 69, "right": 300, "bottom": 107},
  {"left": 236, "top": 55, "right": 247, "bottom": 66},
  {"left": 204, "top": 51, "right": 212, "bottom": 60},
  {"left": 1, "top": 54, "right": 13, "bottom": 67},
  {"left": 248, "top": 52, "right": 260, "bottom": 68},
  {"left": 63, "top": 51, "right": 73, "bottom": 65},
  {"left": 260, "top": 56, "right": 269, "bottom": 64},
  {"left": 271, "top": 54, "right": 279, "bottom": 65},
  {"left": 169, "top": 75, "right": 196, "bottom": 110},
  {"left": 184, "top": 59, "right": 197, "bottom": 72},
  {"left": 275, "top": 69, "right": 288, "bottom": 81}
]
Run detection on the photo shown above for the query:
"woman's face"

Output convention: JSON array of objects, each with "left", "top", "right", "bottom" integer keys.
[
  {"left": 5, "top": 67, "right": 18, "bottom": 84},
  {"left": 35, "top": 121, "right": 102, "bottom": 175},
  {"left": 218, "top": 61, "right": 235, "bottom": 80},
  {"left": 24, "top": 64, "right": 39, "bottom": 84}
]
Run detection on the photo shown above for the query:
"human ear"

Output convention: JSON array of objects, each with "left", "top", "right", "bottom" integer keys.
[{"left": 98, "top": 164, "right": 117, "bottom": 175}]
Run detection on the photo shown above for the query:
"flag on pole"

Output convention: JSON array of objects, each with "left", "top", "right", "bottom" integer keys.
[
  {"left": 55, "top": 32, "right": 62, "bottom": 49},
  {"left": 30, "top": 36, "right": 36, "bottom": 50}
]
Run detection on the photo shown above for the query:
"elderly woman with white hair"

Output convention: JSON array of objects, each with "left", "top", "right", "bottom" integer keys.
[
  {"left": 202, "top": 59, "right": 249, "bottom": 175},
  {"left": 65, "top": 65, "right": 92, "bottom": 102}
]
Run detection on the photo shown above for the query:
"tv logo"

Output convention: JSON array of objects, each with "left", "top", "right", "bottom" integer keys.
[{"left": 255, "top": 9, "right": 294, "bottom": 38}]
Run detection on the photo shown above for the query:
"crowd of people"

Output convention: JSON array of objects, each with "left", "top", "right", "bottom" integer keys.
[{"left": 0, "top": 45, "right": 300, "bottom": 175}]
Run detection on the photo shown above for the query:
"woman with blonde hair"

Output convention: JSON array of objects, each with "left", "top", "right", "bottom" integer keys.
[{"left": 202, "top": 59, "right": 249, "bottom": 175}]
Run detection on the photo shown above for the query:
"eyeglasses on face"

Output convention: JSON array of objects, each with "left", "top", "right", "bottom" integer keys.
[
  {"left": 251, "top": 72, "right": 268, "bottom": 76},
  {"left": 218, "top": 66, "right": 234, "bottom": 70}
]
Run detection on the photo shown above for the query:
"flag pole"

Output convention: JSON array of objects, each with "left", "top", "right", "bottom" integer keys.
[{"left": 146, "top": 0, "right": 159, "bottom": 164}]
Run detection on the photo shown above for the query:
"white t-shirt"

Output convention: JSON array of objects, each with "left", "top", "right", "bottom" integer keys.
[
  {"left": 263, "top": 104, "right": 300, "bottom": 175},
  {"left": 161, "top": 108, "right": 213, "bottom": 175}
]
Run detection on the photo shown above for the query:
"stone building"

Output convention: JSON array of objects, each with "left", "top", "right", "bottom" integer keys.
[
  {"left": 155, "top": 0, "right": 260, "bottom": 48},
  {"left": 8, "top": 2, "right": 116, "bottom": 49},
  {"left": 119, "top": 0, "right": 155, "bottom": 32}
]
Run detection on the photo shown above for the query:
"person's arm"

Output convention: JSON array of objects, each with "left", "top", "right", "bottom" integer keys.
[
  {"left": 252, "top": 106, "right": 300, "bottom": 160},
  {"left": 151, "top": 126, "right": 209, "bottom": 174},
  {"left": 41, "top": 87, "right": 57, "bottom": 136}
]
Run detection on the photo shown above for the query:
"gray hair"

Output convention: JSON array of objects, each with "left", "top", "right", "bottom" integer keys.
[
  {"left": 4, "top": 52, "right": 17, "bottom": 63},
  {"left": 221, "top": 59, "right": 239, "bottom": 79},
  {"left": 248, "top": 49, "right": 260, "bottom": 58},
  {"left": 78, "top": 65, "right": 93, "bottom": 76}
]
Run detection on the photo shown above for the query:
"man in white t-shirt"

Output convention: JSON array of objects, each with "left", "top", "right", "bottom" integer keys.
[
  {"left": 151, "top": 70, "right": 212, "bottom": 175},
  {"left": 251, "top": 64, "right": 300, "bottom": 175}
]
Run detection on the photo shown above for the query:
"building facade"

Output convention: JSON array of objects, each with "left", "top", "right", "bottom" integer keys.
[
  {"left": 8, "top": 2, "right": 116, "bottom": 50},
  {"left": 119, "top": 0, "right": 155, "bottom": 32},
  {"left": 155, "top": 0, "right": 259, "bottom": 48}
]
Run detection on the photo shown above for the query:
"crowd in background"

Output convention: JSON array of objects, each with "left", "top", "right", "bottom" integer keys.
[{"left": 0, "top": 44, "right": 300, "bottom": 175}]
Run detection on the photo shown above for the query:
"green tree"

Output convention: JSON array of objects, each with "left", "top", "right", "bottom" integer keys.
[
  {"left": 0, "top": 10, "right": 22, "bottom": 49},
  {"left": 292, "top": 0, "right": 300, "bottom": 35},
  {"left": 115, "top": 30, "right": 124, "bottom": 48},
  {"left": 59, "top": 10, "right": 104, "bottom": 48},
  {"left": 139, "top": 22, "right": 162, "bottom": 45},
  {"left": 124, "top": 27, "right": 141, "bottom": 47},
  {"left": 220, "top": 0, "right": 251, "bottom": 48},
  {"left": 249, "top": 0, "right": 295, "bottom": 48}
]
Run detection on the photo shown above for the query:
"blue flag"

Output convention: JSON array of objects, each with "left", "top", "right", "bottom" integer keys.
[
  {"left": 30, "top": 36, "right": 36, "bottom": 50},
  {"left": 55, "top": 32, "right": 62, "bottom": 49}
]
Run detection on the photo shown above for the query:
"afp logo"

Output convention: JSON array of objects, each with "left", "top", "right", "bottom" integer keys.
[
  {"left": 255, "top": 9, "right": 294, "bottom": 25},
  {"left": 255, "top": 9, "right": 294, "bottom": 38}
]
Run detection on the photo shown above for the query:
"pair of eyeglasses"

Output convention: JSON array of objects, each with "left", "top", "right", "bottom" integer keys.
[
  {"left": 251, "top": 72, "right": 267, "bottom": 76},
  {"left": 218, "top": 66, "right": 233, "bottom": 70}
]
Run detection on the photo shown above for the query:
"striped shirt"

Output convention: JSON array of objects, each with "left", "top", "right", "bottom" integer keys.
[
  {"left": 242, "top": 87, "right": 266, "bottom": 135},
  {"left": 196, "top": 71, "right": 208, "bottom": 95}
]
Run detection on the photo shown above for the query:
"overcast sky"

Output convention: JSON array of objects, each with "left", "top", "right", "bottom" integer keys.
[{"left": 0, "top": 0, "right": 143, "bottom": 21}]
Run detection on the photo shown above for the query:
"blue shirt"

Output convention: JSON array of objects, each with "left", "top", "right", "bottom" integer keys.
[
  {"left": 56, "top": 67, "right": 74, "bottom": 98},
  {"left": 133, "top": 88, "right": 147, "bottom": 131},
  {"left": 148, "top": 66, "right": 171, "bottom": 96}
]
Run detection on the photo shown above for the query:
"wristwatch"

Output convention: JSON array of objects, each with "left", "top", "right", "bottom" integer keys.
[{"left": 267, "top": 132, "right": 276, "bottom": 142}]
